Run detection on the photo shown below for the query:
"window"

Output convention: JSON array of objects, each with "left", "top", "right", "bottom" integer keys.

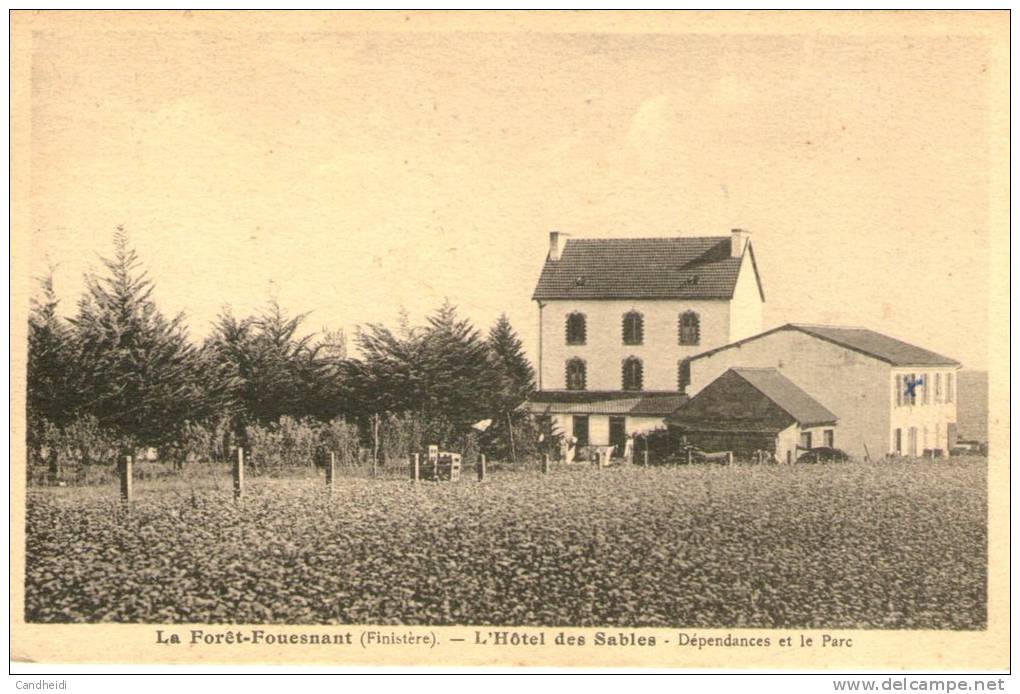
[
  {"left": 935, "top": 372, "right": 943, "bottom": 403},
  {"left": 823, "top": 429, "right": 834, "bottom": 448},
  {"left": 895, "top": 374, "right": 903, "bottom": 407},
  {"left": 905, "top": 373, "right": 917, "bottom": 406},
  {"left": 678, "top": 311, "right": 700, "bottom": 345},
  {"left": 565, "top": 358, "right": 586, "bottom": 391},
  {"left": 622, "top": 357, "right": 643, "bottom": 391},
  {"left": 922, "top": 372, "right": 930, "bottom": 405},
  {"left": 894, "top": 428, "right": 902, "bottom": 454},
  {"left": 565, "top": 313, "right": 586, "bottom": 345},
  {"left": 799, "top": 432, "right": 812, "bottom": 450},
  {"left": 622, "top": 311, "right": 644, "bottom": 345},
  {"left": 946, "top": 372, "right": 954, "bottom": 403},
  {"left": 678, "top": 359, "right": 691, "bottom": 392}
]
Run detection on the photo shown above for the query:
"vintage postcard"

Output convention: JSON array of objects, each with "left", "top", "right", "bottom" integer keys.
[{"left": 9, "top": 10, "right": 1010, "bottom": 670}]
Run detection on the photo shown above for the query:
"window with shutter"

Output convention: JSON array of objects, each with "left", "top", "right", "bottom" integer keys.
[
  {"left": 565, "top": 313, "right": 586, "bottom": 345},
  {"left": 622, "top": 357, "right": 643, "bottom": 391},
  {"left": 565, "top": 358, "right": 586, "bottom": 391},
  {"left": 622, "top": 311, "right": 643, "bottom": 345},
  {"left": 678, "top": 311, "right": 700, "bottom": 345}
]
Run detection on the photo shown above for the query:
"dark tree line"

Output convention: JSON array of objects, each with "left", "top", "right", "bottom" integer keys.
[{"left": 27, "top": 229, "right": 538, "bottom": 465}]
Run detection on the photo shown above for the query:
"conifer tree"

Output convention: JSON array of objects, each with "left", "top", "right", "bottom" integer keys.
[
  {"left": 69, "top": 228, "right": 207, "bottom": 446},
  {"left": 418, "top": 300, "right": 492, "bottom": 425},
  {"left": 27, "top": 271, "right": 77, "bottom": 446},
  {"left": 486, "top": 313, "right": 535, "bottom": 413},
  {"left": 482, "top": 313, "right": 537, "bottom": 460},
  {"left": 203, "top": 300, "right": 344, "bottom": 430}
]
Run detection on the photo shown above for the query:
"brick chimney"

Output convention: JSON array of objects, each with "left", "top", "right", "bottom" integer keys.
[
  {"left": 731, "top": 228, "right": 749, "bottom": 258},
  {"left": 549, "top": 230, "right": 566, "bottom": 261}
]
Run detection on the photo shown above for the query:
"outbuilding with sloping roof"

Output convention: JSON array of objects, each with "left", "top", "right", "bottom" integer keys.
[{"left": 666, "top": 368, "right": 837, "bottom": 463}]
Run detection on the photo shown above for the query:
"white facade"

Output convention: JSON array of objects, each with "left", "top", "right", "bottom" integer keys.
[
  {"left": 537, "top": 251, "right": 763, "bottom": 392},
  {"left": 530, "top": 231, "right": 764, "bottom": 450},
  {"left": 538, "top": 298, "right": 729, "bottom": 391},
  {"left": 686, "top": 329, "right": 959, "bottom": 459},
  {"left": 728, "top": 250, "right": 764, "bottom": 342},
  {"left": 889, "top": 368, "right": 959, "bottom": 456},
  {"left": 547, "top": 412, "right": 665, "bottom": 450}
]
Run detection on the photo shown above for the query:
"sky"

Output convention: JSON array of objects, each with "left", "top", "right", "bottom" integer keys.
[{"left": 25, "top": 13, "right": 999, "bottom": 369}]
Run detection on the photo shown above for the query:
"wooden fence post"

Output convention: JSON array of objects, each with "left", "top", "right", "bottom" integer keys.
[
  {"left": 118, "top": 454, "right": 133, "bottom": 504},
  {"left": 233, "top": 447, "right": 244, "bottom": 500},
  {"left": 643, "top": 449, "right": 649, "bottom": 467},
  {"left": 726, "top": 451, "right": 733, "bottom": 466},
  {"left": 477, "top": 454, "right": 486, "bottom": 482},
  {"left": 687, "top": 449, "right": 692, "bottom": 465},
  {"left": 411, "top": 453, "right": 420, "bottom": 482},
  {"left": 542, "top": 454, "right": 550, "bottom": 475},
  {"left": 47, "top": 447, "right": 61, "bottom": 485},
  {"left": 325, "top": 451, "right": 336, "bottom": 492}
]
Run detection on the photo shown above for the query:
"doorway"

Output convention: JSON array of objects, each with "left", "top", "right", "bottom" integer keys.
[
  {"left": 572, "top": 415, "right": 590, "bottom": 448},
  {"left": 609, "top": 416, "right": 627, "bottom": 458},
  {"left": 908, "top": 427, "right": 918, "bottom": 457}
]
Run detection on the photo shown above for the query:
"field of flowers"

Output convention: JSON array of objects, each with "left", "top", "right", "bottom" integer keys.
[{"left": 24, "top": 459, "right": 986, "bottom": 628}]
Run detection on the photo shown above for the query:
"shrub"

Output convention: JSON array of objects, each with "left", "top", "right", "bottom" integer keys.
[
  {"left": 245, "top": 416, "right": 323, "bottom": 472},
  {"left": 322, "top": 417, "right": 361, "bottom": 468}
]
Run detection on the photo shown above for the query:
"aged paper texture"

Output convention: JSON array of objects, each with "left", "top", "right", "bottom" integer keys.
[{"left": 9, "top": 10, "right": 1010, "bottom": 669}]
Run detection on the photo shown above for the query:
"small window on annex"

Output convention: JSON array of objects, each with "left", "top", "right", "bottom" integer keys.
[{"left": 678, "top": 359, "right": 692, "bottom": 392}]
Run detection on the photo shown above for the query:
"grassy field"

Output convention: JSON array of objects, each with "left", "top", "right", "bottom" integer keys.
[{"left": 24, "top": 458, "right": 987, "bottom": 629}]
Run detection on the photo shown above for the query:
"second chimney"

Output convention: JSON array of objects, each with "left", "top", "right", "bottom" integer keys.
[
  {"left": 549, "top": 230, "right": 564, "bottom": 261},
  {"left": 731, "top": 228, "right": 749, "bottom": 258}
]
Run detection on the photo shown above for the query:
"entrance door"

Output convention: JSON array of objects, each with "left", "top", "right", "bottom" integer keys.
[
  {"left": 908, "top": 427, "right": 918, "bottom": 457},
  {"left": 608, "top": 416, "right": 627, "bottom": 458},
  {"left": 572, "top": 415, "right": 590, "bottom": 448}
]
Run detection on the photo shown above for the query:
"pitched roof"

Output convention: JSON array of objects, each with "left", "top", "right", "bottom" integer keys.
[
  {"left": 532, "top": 236, "right": 764, "bottom": 301},
  {"left": 523, "top": 391, "right": 687, "bottom": 417},
  {"left": 689, "top": 323, "right": 961, "bottom": 367},
  {"left": 666, "top": 368, "right": 836, "bottom": 431},
  {"left": 788, "top": 324, "right": 960, "bottom": 367},
  {"left": 729, "top": 368, "right": 838, "bottom": 427}
]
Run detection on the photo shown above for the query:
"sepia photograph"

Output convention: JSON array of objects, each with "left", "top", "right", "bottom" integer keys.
[{"left": 9, "top": 9, "right": 1009, "bottom": 671}]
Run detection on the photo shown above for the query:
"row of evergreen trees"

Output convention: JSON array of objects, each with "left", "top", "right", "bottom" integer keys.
[{"left": 27, "top": 229, "right": 539, "bottom": 464}]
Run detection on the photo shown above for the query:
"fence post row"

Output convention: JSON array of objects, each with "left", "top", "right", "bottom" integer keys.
[
  {"left": 233, "top": 447, "right": 244, "bottom": 500},
  {"left": 118, "top": 453, "right": 133, "bottom": 504}
]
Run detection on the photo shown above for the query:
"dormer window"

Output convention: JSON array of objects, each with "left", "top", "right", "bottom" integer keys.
[
  {"left": 566, "top": 358, "right": 587, "bottom": 391},
  {"left": 565, "top": 312, "right": 586, "bottom": 345},
  {"left": 622, "top": 311, "right": 644, "bottom": 345},
  {"left": 622, "top": 357, "right": 643, "bottom": 391}
]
